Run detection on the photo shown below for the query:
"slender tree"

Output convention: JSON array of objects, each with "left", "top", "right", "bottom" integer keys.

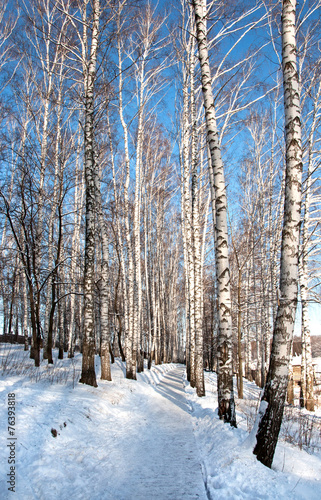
[
  {"left": 79, "top": 0, "right": 101, "bottom": 387},
  {"left": 116, "top": 2, "right": 135, "bottom": 379},
  {"left": 192, "top": 0, "right": 236, "bottom": 425},
  {"left": 254, "top": 0, "right": 303, "bottom": 468}
]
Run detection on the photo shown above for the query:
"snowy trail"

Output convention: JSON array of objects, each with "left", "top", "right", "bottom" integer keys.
[
  {"left": 1, "top": 348, "right": 321, "bottom": 500},
  {"left": 107, "top": 366, "right": 208, "bottom": 500},
  {"left": 1, "top": 359, "right": 208, "bottom": 500}
]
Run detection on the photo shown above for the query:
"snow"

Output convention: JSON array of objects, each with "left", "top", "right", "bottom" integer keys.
[
  {"left": 1, "top": 344, "right": 321, "bottom": 500},
  {"left": 186, "top": 373, "right": 321, "bottom": 499},
  {"left": 314, "top": 357, "right": 321, "bottom": 371}
]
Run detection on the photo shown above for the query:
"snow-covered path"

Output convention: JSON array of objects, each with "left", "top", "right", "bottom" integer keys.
[
  {"left": 2, "top": 347, "right": 320, "bottom": 500},
  {"left": 0, "top": 356, "right": 208, "bottom": 500},
  {"left": 107, "top": 366, "right": 208, "bottom": 499}
]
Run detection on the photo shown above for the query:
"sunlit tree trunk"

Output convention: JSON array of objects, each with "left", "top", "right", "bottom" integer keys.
[
  {"left": 116, "top": 18, "right": 135, "bottom": 379},
  {"left": 180, "top": 41, "right": 196, "bottom": 384},
  {"left": 193, "top": 0, "right": 236, "bottom": 425},
  {"left": 143, "top": 191, "right": 152, "bottom": 361},
  {"left": 180, "top": 62, "right": 192, "bottom": 381},
  {"left": 22, "top": 271, "right": 29, "bottom": 351},
  {"left": 190, "top": 22, "right": 205, "bottom": 396},
  {"left": 58, "top": 294, "right": 65, "bottom": 361},
  {"left": 79, "top": 0, "right": 100, "bottom": 388},
  {"left": 96, "top": 163, "right": 112, "bottom": 381},
  {"left": 133, "top": 57, "right": 144, "bottom": 373},
  {"left": 67, "top": 135, "right": 84, "bottom": 358},
  {"left": 44, "top": 56, "right": 65, "bottom": 364},
  {"left": 254, "top": 0, "right": 303, "bottom": 468},
  {"left": 108, "top": 110, "right": 127, "bottom": 361},
  {"left": 299, "top": 79, "right": 320, "bottom": 412},
  {"left": 26, "top": 1, "right": 67, "bottom": 359}
]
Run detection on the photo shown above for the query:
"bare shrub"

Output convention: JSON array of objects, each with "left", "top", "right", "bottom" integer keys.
[
  {"left": 0, "top": 344, "right": 81, "bottom": 386},
  {"left": 280, "top": 405, "right": 321, "bottom": 453}
]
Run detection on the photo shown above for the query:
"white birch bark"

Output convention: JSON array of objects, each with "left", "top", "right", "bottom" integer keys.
[
  {"left": 181, "top": 51, "right": 196, "bottom": 384},
  {"left": 244, "top": 261, "right": 251, "bottom": 380},
  {"left": 43, "top": 56, "right": 65, "bottom": 363},
  {"left": 107, "top": 110, "right": 127, "bottom": 360},
  {"left": 133, "top": 56, "right": 145, "bottom": 373},
  {"left": 96, "top": 165, "right": 112, "bottom": 382},
  {"left": 79, "top": 0, "right": 100, "bottom": 387},
  {"left": 254, "top": 0, "right": 303, "bottom": 468},
  {"left": 58, "top": 294, "right": 65, "bottom": 360},
  {"left": 117, "top": 22, "right": 135, "bottom": 379},
  {"left": 155, "top": 201, "right": 164, "bottom": 364},
  {"left": 29, "top": 4, "right": 67, "bottom": 357},
  {"left": 22, "top": 271, "right": 29, "bottom": 351},
  {"left": 299, "top": 83, "right": 320, "bottom": 411},
  {"left": 190, "top": 21, "right": 205, "bottom": 396},
  {"left": 143, "top": 190, "right": 152, "bottom": 359},
  {"left": 67, "top": 135, "right": 85, "bottom": 358},
  {"left": 193, "top": 0, "right": 236, "bottom": 425},
  {"left": 94, "top": 113, "right": 112, "bottom": 374}
]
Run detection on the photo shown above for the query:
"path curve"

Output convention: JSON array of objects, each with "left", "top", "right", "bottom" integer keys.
[{"left": 107, "top": 366, "right": 208, "bottom": 500}]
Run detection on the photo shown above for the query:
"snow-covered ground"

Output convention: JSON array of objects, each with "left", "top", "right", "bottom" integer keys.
[{"left": 0, "top": 344, "right": 321, "bottom": 500}]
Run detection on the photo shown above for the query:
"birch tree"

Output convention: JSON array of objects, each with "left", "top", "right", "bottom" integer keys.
[
  {"left": 0, "top": 0, "right": 19, "bottom": 93},
  {"left": 192, "top": 0, "right": 236, "bottom": 424},
  {"left": 254, "top": 0, "right": 303, "bottom": 468},
  {"left": 66, "top": 132, "right": 85, "bottom": 358},
  {"left": 115, "top": 0, "right": 136, "bottom": 379},
  {"left": 175, "top": 0, "right": 208, "bottom": 396},
  {"left": 79, "top": 0, "right": 101, "bottom": 387},
  {"left": 232, "top": 99, "right": 284, "bottom": 389},
  {"left": 299, "top": 83, "right": 321, "bottom": 411},
  {"left": 115, "top": 0, "right": 170, "bottom": 376},
  {"left": 190, "top": 31, "right": 205, "bottom": 397},
  {"left": 22, "top": 2, "right": 67, "bottom": 361},
  {"left": 96, "top": 158, "right": 112, "bottom": 381},
  {"left": 297, "top": 4, "right": 321, "bottom": 411}
]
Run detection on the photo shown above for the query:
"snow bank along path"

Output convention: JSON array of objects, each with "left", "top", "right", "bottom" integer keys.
[
  {"left": 0, "top": 358, "right": 208, "bottom": 500},
  {"left": 109, "top": 365, "right": 208, "bottom": 499},
  {"left": 1, "top": 347, "right": 321, "bottom": 500}
]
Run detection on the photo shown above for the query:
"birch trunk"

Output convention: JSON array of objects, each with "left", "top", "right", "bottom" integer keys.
[
  {"left": 254, "top": 0, "right": 303, "bottom": 468},
  {"left": 108, "top": 110, "right": 127, "bottom": 361},
  {"left": 193, "top": 0, "right": 236, "bottom": 425},
  {"left": 190, "top": 22, "right": 205, "bottom": 396},
  {"left": 33, "top": 4, "right": 64, "bottom": 357},
  {"left": 181, "top": 56, "right": 195, "bottom": 385},
  {"left": 117, "top": 25, "right": 135, "bottom": 379},
  {"left": 237, "top": 268, "right": 243, "bottom": 398},
  {"left": 180, "top": 73, "right": 191, "bottom": 381},
  {"left": 300, "top": 146, "right": 316, "bottom": 411},
  {"left": 44, "top": 62, "right": 65, "bottom": 364},
  {"left": 299, "top": 81, "right": 320, "bottom": 412},
  {"left": 79, "top": 0, "right": 100, "bottom": 388},
  {"left": 244, "top": 261, "right": 251, "bottom": 380},
  {"left": 58, "top": 289, "right": 65, "bottom": 360},
  {"left": 133, "top": 58, "right": 145, "bottom": 373},
  {"left": 22, "top": 271, "right": 29, "bottom": 351},
  {"left": 143, "top": 193, "right": 152, "bottom": 361},
  {"left": 96, "top": 166, "right": 112, "bottom": 381},
  {"left": 300, "top": 291, "right": 314, "bottom": 411},
  {"left": 67, "top": 136, "right": 84, "bottom": 358}
]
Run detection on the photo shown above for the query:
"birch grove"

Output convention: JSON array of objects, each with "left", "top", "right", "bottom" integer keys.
[{"left": 0, "top": 0, "right": 320, "bottom": 467}]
